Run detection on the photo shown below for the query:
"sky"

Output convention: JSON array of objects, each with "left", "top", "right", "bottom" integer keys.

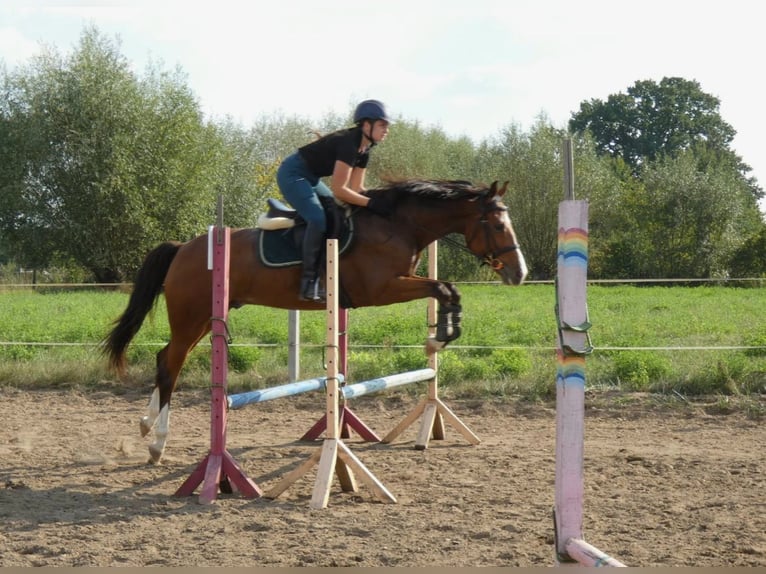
[{"left": 1, "top": 0, "right": 764, "bottom": 193}]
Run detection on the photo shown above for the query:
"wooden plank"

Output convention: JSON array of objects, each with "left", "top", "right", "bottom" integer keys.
[
  {"left": 310, "top": 439, "right": 339, "bottom": 509},
  {"left": 436, "top": 399, "right": 480, "bottom": 445},
  {"left": 337, "top": 441, "right": 396, "bottom": 504},
  {"left": 263, "top": 449, "right": 321, "bottom": 499}
]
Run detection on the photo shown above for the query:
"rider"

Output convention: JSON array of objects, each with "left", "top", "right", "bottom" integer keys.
[{"left": 276, "top": 99, "right": 393, "bottom": 302}]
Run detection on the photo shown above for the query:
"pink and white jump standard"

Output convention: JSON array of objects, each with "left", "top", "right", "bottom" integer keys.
[
  {"left": 175, "top": 204, "right": 261, "bottom": 504},
  {"left": 553, "top": 139, "right": 625, "bottom": 567}
]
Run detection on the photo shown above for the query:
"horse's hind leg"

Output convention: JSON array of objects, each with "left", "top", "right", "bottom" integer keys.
[
  {"left": 139, "top": 346, "right": 173, "bottom": 439},
  {"left": 144, "top": 330, "right": 207, "bottom": 464},
  {"left": 140, "top": 385, "right": 161, "bottom": 437},
  {"left": 145, "top": 345, "right": 173, "bottom": 463}
]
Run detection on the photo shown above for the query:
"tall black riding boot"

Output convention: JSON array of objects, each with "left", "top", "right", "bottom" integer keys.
[{"left": 299, "top": 223, "right": 326, "bottom": 302}]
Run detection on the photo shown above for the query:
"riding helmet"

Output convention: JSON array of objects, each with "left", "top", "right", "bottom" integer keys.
[{"left": 353, "top": 99, "right": 390, "bottom": 124}]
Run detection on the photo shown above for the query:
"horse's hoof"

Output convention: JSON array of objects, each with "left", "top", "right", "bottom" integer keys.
[
  {"left": 148, "top": 446, "right": 163, "bottom": 465},
  {"left": 425, "top": 337, "right": 446, "bottom": 354},
  {"left": 139, "top": 417, "right": 152, "bottom": 437}
]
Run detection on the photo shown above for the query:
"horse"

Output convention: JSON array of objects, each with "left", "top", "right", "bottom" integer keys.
[{"left": 102, "top": 179, "right": 528, "bottom": 463}]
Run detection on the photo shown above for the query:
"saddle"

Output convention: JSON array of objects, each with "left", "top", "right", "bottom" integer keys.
[{"left": 256, "top": 197, "right": 354, "bottom": 267}]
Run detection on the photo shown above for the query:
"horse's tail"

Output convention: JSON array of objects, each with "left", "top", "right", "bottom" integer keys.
[{"left": 101, "top": 241, "right": 182, "bottom": 375}]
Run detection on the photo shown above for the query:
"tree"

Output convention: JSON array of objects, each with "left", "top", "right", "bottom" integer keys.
[
  {"left": 369, "top": 120, "right": 483, "bottom": 280},
  {"left": 595, "top": 150, "right": 762, "bottom": 278},
  {"left": 569, "top": 77, "right": 737, "bottom": 170},
  {"left": 472, "top": 116, "right": 621, "bottom": 281},
  {"left": 568, "top": 76, "right": 764, "bottom": 279},
  {"left": 568, "top": 77, "right": 763, "bottom": 203},
  {"left": 728, "top": 225, "right": 766, "bottom": 278},
  {"left": 0, "top": 27, "right": 219, "bottom": 281}
]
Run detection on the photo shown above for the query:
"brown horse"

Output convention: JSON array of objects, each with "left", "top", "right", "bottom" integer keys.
[{"left": 102, "top": 179, "right": 528, "bottom": 463}]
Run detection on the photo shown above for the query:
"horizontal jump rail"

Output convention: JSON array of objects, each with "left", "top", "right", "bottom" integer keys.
[
  {"left": 340, "top": 368, "right": 435, "bottom": 399},
  {"left": 565, "top": 538, "right": 626, "bottom": 567},
  {"left": 227, "top": 368, "right": 435, "bottom": 410},
  {"left": 227, "top": 375, "right": 345, "bottom": 409}
]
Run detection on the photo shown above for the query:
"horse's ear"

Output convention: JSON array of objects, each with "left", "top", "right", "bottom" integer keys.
[{"left": 490, "top": 181, "right": 509, "bottom": 197}]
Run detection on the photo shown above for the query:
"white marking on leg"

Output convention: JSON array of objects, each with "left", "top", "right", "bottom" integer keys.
[
  {"left": 148, "top": 404, "right": 170, "bottom": 464},
  {"left": 140, "top": 387, "right": 160, "bottom": 437},
  {"left": 518, "top": 251, "right": 529, "bottom": 283}
]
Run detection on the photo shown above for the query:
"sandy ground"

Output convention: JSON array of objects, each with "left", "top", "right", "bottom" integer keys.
[{"left": 0, "top": 387, "right": 764, "bottom": 567}]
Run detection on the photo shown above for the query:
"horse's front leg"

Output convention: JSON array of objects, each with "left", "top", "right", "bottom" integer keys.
[
  {"left": 425, "top": 281, "right": 462, "bottom": 353},
  {"left": 375, "top": 276, "right": 462, "bottom": 353},
  {"left": 435, "top": 299, "right": 462, "bottom": 342}
]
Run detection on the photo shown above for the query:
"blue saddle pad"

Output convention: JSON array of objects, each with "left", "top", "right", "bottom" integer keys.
[{"left": 258, "top": 219, "right": 355, "bottom": 267}]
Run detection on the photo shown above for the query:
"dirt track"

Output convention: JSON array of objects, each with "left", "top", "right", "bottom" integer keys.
[{"left": 1, "top": 388, "right": 764, "bottom": 567}]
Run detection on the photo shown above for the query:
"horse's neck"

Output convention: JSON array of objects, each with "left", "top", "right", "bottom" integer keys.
[{"left": 406, "top": 203, "right": 466, "bottom": 247}]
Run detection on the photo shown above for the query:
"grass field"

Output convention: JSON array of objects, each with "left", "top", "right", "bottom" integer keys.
[{"left": 1, "top": 283, "right": 765, "bottom": 414}]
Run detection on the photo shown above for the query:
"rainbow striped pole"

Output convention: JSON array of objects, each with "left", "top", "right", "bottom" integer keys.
[{"left": 553, "top": 140, "right": 624, "bottom": 566}]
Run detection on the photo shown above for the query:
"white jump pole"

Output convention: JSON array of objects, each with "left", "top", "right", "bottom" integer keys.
[
  {"left": 264, "top": 239, "right": 396, "bottom": 508},
  {"left": 381, "top": 241, "right": 480, "bottom": 449},
  {"left": 227, "top": 374, "right": 345, "bottom": 409},
  {"left": 340, "top": 368, "right": 436, "bottom": 399},
  {"left": 553, "top": 139, "right": 625, "bottom": 567}
]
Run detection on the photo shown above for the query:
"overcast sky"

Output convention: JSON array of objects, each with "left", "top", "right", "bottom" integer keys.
[{"left": 2, "top": 0, "right": 764, "bottom": 192}]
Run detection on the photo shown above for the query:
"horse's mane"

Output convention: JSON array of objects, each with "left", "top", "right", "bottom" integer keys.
[{"left": 369, "top": 179, "right": 485, "bottom": 200}]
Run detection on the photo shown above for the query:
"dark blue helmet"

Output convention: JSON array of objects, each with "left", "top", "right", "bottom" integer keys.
[{"left": 353, "top": 99, "right": 390, "bottom": 124}]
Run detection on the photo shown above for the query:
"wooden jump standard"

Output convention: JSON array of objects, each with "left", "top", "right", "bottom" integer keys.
[
  {"left": 381, "top": 243, "right": 479, "bottom": 449},
  {"left": 553, "top": 139, "right": 625, "bottom": 567},
  {"left": 263, "top": 239, "right": 396, "bottom": 508},
  {"left": 302, "top": 242, "right": 480, "bottom": 449}
]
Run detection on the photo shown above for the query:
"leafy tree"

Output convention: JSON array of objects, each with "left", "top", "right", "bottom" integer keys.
[
  {"left": 0, "top": 27, "right": 219, "bottom": 281},
  {"left": 569, "top": 76, "right": 764, "bottom": 278},
  {"left": 569, "top": 76, "right": 762, "bottom": 200},
  {"left": 473, "top": 116, "right": 616, "bottom": 281},
  {"left": 371, "top": 121, "right": 478, "bottom": 183},
  {"left": 565, "top": 132, "right": 634, "bottom": 279},
  {"left": 488, "top": 120, "right": 563, "bottom": 279},
  {"left": 369, "top": 120, "right": 483, "bottom": 279},
  {"left": 569, "top": 77, "right": 737, "bottom": 171},
  {"left": 596, "top": 150, "right": 761, "bottom": 278},
  {"left": 728, "top": 225, "right": 766, "bottom": 278}
]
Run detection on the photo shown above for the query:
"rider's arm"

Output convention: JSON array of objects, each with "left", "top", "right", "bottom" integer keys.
[
  {"left": 348, "top": 165, "right": 367, "bottom": 193},
  {"left": 330, "top": 161, "right": 372, "bottom": 207}
]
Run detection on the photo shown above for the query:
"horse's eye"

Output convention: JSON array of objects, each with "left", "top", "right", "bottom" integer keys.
[{"left": 494, "top": 224, "right": 505, "bottom": 232}]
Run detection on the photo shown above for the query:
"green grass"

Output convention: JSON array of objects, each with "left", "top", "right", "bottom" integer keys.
[{"left": 1, "top": 284, "right": 765, "bottom": 412}]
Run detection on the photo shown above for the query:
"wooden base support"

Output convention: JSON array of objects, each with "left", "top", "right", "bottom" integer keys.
[
  {"left": 381, "top": 397, "right": 480, "bottom": 450},
  {"left": 263, "top": 438, "right": 396, "bottom": 509},
  {"left": 175, "top": 450, "right": 262, "bottom": 504},
  {"left": 300, "top": 404, "right": 381, "bottom": 442}
]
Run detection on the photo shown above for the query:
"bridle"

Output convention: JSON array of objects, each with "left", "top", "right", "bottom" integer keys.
[{"left": 466, "top": 193, "right": 520, "bottom": 271}]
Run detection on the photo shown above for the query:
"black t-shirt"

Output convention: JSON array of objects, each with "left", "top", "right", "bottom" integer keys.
[{"left": 298, "top": 127, "right": 370, "bottom": 177}]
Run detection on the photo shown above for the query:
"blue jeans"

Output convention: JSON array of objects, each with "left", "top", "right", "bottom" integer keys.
[{"left": 276, "top": 152, "right": 332, "bottom": 232}]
